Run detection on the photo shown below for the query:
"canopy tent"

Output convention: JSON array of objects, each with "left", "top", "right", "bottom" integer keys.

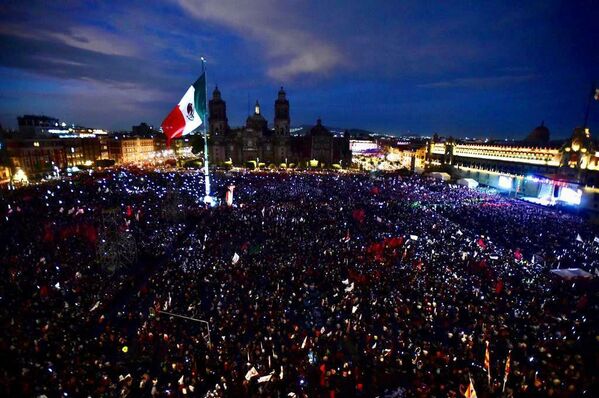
[
  {"left": 428, "top": 172, "right": 451, "bottom": 182},
  {"left": 550, "top": 268, "right": 593, "bottom": 280},
  {"left": 456, "top": 178, "right": 479, "bottom": 189}
]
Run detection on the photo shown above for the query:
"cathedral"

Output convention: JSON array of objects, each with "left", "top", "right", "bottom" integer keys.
[{"left": 208, "top": 87, "right": 351, "bottom": 167}]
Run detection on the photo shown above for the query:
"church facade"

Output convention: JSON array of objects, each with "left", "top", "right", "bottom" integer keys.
[{"left": 207, "top": 87, "right": 351, "bottom": 167}]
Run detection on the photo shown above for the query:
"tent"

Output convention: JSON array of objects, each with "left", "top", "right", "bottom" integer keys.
[
  {"left": 456, "top": 178, "right": 479, "bottom": 189},
  {"left": 550, "top": 268, "right": 593, "bottom": 280},
  {"left": 428, "top": 172, "right": 451, "bottom": 182}
]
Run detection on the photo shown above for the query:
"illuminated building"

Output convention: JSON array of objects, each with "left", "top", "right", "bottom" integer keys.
[
  {"left": 11, "top": 168, "right": 28, "bottom": 185},
  {"left": 3, "top": 134, "right": 193, "bottom": 181},
  {"left": 132, "top": 122, "right": 159, "bottom": 137},
  {"left": 17, "top": 115, "right": 60, "bottom": 137},
  {"left": 349, "top": 139, "right": 381, "bottom": 171},
  {"left": 5, "top": 136, "right": 109, "bottom": 178},
  {"left": 307, "top": 119, "right": 351, "bottom": 167},
  {"left": 385, "top": 141, "right": 428, "bottom": 173},
  {"left": 62, "top": 138, "right": 103, "bottom": 167},
  {"left": 17, "top": 114, "right": 108, "bottom": 138},
  {"left": 0, "top": 165, "right": 11, "bottom": 187},
  {"left": 107, "top": 137, "right": 156, "bottom": 164},
  {"left": 153, "top": 136, "right": 193, "bottom": 158},
  {"left": 426, "top": 124, "right": 599, "bottom": 211},
  {"left": 209, "top": 87, "right": 292, "bottom": 165},
  {"left": 207, "top": 87, "right": 351, "bottom": 167},
  {"left": 6, "top": 139, "right": 67, "bottom": 179},
  {"left": 350, "top": 139, "right": 378, "bottom": 154}
]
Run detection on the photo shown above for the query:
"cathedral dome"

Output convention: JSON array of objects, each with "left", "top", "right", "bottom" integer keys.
[
  {"left": 310, "top": 119, "right": 332, "bottom": 136},
  {"left": 246, "top": 112, "right": 266, "bottom": 124},
  {"left": 245, "top": 100, "right": 268, "bottom": 133},
  {"left": 524, "top": 121, "right": 550, "bottom": 145}
]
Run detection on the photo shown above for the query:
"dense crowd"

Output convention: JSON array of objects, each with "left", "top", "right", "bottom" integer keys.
[{"left": 1, "top": 169, "right": 598, "bottom": 397}]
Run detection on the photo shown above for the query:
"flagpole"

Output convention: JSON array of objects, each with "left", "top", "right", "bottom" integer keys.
[{"left": 201, "top": 57, "right": 212, "bottom": 204}]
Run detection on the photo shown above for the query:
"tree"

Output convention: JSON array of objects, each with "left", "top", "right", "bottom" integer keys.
[{"left": 190, "top": 134, "right": 205, "bottom": 155}]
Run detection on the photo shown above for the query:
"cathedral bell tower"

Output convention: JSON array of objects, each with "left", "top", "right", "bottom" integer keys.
[
  {"left": 274, "top": 86, "right": 290, "bottom": 136},
  {"left": 209, "top": 86, "right": 228, "bottom": 135}
]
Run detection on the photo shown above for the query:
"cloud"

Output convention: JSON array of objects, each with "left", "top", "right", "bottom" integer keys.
[
  {"left": 0, "top": 65, "right": 169, "bottom": 130},
  {"left": 0, "top": 23, "right": 138, "bottom": 57},
  {"left": 418, "top": 74, "right": 536, "bottom": 89},
  {"left": 45, "top": 26, "right": 139, "bottom": 57},
  {"left": 0, "top": 33, "right": 177, "bottom": 89},
  {"left": 176, "top": 0, "right": 342, "bottom": 81},
  {"left": 0, "top": 2, "right": 216, "bottom": 128}
]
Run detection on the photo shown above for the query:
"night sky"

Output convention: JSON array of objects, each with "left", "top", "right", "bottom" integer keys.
[{"left": 0, "top": 0, "right": 597, "bottom": 139}]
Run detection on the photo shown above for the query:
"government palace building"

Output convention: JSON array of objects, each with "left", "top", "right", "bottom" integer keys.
[{"left": 425, "top": 123, "right": 599, "bottom": 213}]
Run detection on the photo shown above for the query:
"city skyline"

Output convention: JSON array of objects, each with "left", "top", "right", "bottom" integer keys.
[{"left": 0, "top": 0, "right": 598, "bottom": 139}]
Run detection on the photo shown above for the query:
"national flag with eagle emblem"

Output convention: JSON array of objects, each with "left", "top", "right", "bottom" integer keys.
[{"left": 161, "top": 72, "right": 207, "bottom": 146}]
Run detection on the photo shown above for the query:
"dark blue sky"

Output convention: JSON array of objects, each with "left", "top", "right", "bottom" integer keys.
[{"left": 0, "top": 0, "right": 597, "bottom": 139}]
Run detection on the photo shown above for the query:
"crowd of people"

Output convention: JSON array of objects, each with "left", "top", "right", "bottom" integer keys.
[{"left": 0, "top": 168, "right": 597, "bottom": 397}]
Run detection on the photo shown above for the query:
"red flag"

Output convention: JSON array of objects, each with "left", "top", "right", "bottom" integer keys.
[
  {"left": 514, "top": 248, "right": 522, "bottom": 261},
  {"left": 352, "top": 209, "right": 365, "bottom": 223},
  {"left": 319, "top": 364, "right": 326, "bottom": 386},
  {"left": 390, "top": 236, "right": 404, "bottom": 248},
  {"left": 82, "top": 224, "right": 97, "bottom": 245},
  {"left": 43, "top": 223, "right": 54, "bottom": 242},
  {"left": 477, "top": 238, "right": 486, "bottom": 250},
  {"left": 495, "top": 279, "right": 504, "bottom": 294},
  {"left": 414, "top": 258, "right": 424, "bottom": 272},
  {"left": 577, "top": 294, "right": 589, "bottom": 310}
]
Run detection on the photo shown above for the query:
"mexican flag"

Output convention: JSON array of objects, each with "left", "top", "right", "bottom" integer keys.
[{"left": 161, "top": 73, "right": 207, "bottom": 146}]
